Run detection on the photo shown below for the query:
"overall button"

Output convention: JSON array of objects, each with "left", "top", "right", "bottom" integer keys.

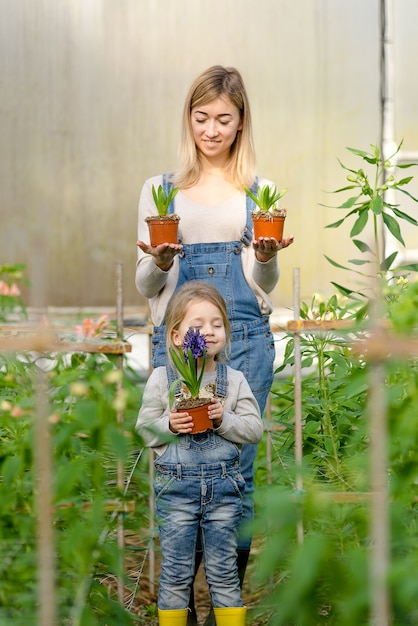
[{"left": 208, "top": 267, "right": 215, "bottom": 275}]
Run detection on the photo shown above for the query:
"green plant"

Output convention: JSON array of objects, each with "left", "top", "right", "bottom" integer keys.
[
  {"left": 0, "top": 348, "right": 147, "bottom": 626},
  {"left": 168, "top": 327, "right": 207, "bottom": 405},
  {"left": 151, "top": 183, "right": 179, "bottom": 217},
  {"left": 0, "top": 263, "right": 28, "bottom": 322},
  {"left": 251, "top": 142, "right": 418, "bottom": 625},
  {"left": 323, "top": 141, "right": 418, "bottom": 298},
  {"left": 244, "top": 184, "right": 287, "bottom": 214}
]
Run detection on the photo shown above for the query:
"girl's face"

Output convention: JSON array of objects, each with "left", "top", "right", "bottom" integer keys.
[
  {"left": 172, "top": 300, "right": 227, "bottom": 359},
  {"left": 190, "top": 96, "right": 242, "bottom": 162}
]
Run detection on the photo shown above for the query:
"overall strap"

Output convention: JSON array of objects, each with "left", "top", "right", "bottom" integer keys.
[
  {"left": 215, "top": 362, "right": 228, "bottom": 399},
  {"left": 162, "top": 173, "right": 176, "bottom": 215},
  {"left": 166, "top": 362, "right": 178, "bottom": 393},
  {"left": 166, "top": 361, "right": 228, "bottom": 399},
  {"left": 241, "top": 176, "right": 258, "bottom": 246}
]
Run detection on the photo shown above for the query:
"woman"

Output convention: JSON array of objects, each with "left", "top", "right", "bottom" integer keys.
[{"left": 136, "top": 65, "right": 294, "bottom": 625}]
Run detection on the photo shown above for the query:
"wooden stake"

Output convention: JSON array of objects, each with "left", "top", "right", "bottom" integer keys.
[
  {"left": 115, "top": 263, "right": 125, "bottom": 605},
  {"left": 34, "top": 368, "right": 56, "bottom": 626},
  {"left": 292, "top": 268, "right": 304, "bottom": 543}
]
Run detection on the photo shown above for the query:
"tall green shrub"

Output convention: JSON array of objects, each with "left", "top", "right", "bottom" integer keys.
[{"left": 253, "top": 143, "right": 418, "bottom": 625}]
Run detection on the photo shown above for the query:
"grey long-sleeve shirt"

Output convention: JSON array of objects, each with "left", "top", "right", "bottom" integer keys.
[
  {"left": 136, "top": 366, "right": 264, "bottom": 456},
  {"left": 135, "top": 175, "right": 281, "bottom": 326}
]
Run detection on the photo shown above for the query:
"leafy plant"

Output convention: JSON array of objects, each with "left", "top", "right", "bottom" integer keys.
[
  {"left": 244, "top": 184, "right": 287, "bottom": 214},
  {"left": 0, "top": 348, "right": 147, "bottom": 626},
  {"left": 323, "top": 141, "right": 418, "bottom": 298},
  {"left": 151, "top": 183, "right": 179, "bottom": 217},
  {"left": 168, "top": 327, "right": 207, "bottom": 405},
  {"left": 0, "top": 263, "right": 28, "bottom": 322},
  {"left": 251, "top": 141, "right": 418, "bottom": 625}
]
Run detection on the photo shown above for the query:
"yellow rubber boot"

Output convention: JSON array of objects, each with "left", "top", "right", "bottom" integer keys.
[
  {"left": 213, "top": 606, "right": 247, "bottom": 625},
  {"left": 158, "top": 608, "right": 189, "bottom": 626}
]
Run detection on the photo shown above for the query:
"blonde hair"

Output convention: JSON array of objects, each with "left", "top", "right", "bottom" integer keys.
[
  {"left": 173, "top": 65, "right": 256, "bottom": 190},
  {"left": 165, "top": 281, "right": 231, "bottom": 359}
]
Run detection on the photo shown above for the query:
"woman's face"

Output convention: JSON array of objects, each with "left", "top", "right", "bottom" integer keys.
[{"left": 190, "top": 96, "right": 242, "bottom": 162}]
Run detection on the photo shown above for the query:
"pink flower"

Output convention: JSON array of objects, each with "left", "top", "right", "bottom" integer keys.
[
  {"left": 81, "top": 318, "right": 96, "bottom": 337},
  {"left": 95, "top": 315, "right": 109, "bottom": 334},
  {"left": 0, "top": 281, "right": 21, "bottom": 296},
  {"left": 8, "top": 283, "right": 21, "bottom": 296},
  {"left": 11, "top": 406, "right": 23, "bottom": 418},
  {"left": 76, "top": 315, "right": 110, "bottom": 338}
]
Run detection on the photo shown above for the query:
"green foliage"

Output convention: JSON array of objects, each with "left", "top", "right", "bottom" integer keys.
[
  {"left": 254, "top": 283, "right": 418, "bottom": 624},
  {"left": 252, "top": 142, "right": 418, "bottom": 624},
  {"left": 0, "top": 350, "right": 146, "bottom": 625},
  {"left": 322, "top": 142, "right": 418, "bottom": 298},
  {"left": 244, "top": 183, "right": 287, "bottom": 212},
  {"left": 2, "top": 141, "right": 418, "bottom": 625},
  {"left": 0, "top": 263, "right": 28, "bottom": 321},
  {"left": 151, "top": 183, "right": 179, "bottom": 216}
]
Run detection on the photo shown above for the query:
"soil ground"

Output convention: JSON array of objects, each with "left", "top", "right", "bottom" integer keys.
[{"left": 124, "top": 533, "right": 266, "bottom": 625}]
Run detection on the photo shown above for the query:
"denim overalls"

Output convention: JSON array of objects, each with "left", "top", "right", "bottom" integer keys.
[
  {"left": 151, "top": 174, "right": 275, "bottom": 549},
  {"left": 155, "top": 362, "right": 246, "bottom": 609}
]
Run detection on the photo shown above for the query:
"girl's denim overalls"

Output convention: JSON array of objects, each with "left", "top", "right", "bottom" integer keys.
[
  {"left": 155, "top": 363, "right": 245, "bottom": 609},
  {"left": 152, "top": 175, "right": 275, "bottom": 549}
]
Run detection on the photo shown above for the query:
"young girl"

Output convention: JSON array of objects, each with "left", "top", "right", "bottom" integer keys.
[{"left": 136, "top": 281, "right": 263, "bottom": 626}]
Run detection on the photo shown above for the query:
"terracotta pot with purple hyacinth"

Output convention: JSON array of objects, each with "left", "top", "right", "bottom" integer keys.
[{"left": 169, "top": 327, "right": 213, "bottom": 434}]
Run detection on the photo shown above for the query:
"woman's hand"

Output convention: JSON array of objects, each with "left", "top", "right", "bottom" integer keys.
[
  {"left": 169, "top": 407, "right": 194, "bottom": 434},
  {"left": 136, "top": 240, "right": 183, "bottom": 271},
  {"left": 208, "top": 397, "right": 224, "bottom": 428},
  {"left": 253, "top": 234, "right": 294, "bottom": 262}
]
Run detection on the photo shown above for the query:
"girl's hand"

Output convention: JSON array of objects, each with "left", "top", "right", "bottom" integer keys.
[
  {"left": 136, "top": 240, "right": 183, "bottom": 271},
  {"left": 208, "top": 397, "right": 224, "bottom": 428},
  {"left": 253, "top": 234, "right": 294, "bottom": 262},
  {"left": 169, "top": 407, "right": 194, "bottom": 434}
]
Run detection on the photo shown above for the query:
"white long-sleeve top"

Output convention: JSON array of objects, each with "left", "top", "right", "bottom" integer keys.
[
  {"left": 135, "top": 175, "right": 281, "bottom": 326},
  {"left": 136, "top": 366, "right": 264, "bottom": 456}
]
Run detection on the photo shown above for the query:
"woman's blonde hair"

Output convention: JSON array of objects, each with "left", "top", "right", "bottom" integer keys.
[
  {"left": 173, "top": 65, "right": 256, "bottom": 190},
  {"left": 165, "top": 281, "right": 231, "bottom": 359}
]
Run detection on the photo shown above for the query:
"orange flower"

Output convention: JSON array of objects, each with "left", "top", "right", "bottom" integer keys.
[
  {"left": 0, "top": 281, "right": 21, "bottom": 296},
  {"left": 75, "top": 315, "right": 109, "bottom": 338},
  {"left": 8, "top": 283, "right": 21, "bottom": 296}
]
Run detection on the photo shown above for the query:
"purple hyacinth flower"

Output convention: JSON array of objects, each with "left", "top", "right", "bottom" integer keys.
[{"left": 183, "top": 327, "right": 207, "bottom": 363}]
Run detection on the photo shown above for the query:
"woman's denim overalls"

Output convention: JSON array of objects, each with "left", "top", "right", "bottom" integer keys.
[
  {"left": 152, "top": 174, "right": 276, "bottom": 549},
  {"left": 155, "top": 362, "right": 245, "bottom": 609}
]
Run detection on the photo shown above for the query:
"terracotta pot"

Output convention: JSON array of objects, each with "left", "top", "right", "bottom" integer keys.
[
  {"left": 186, "top": 401, "right": 212, "bottom": 434},
  {"left": 252, "top": 213, "right": 286, "bottom": 241},
  {"left": 146, "top": 217, "right": 179, "bottom": 246}
]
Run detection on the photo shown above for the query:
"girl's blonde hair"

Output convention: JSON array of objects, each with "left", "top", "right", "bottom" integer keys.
[
  {"left": 165, "top": 281, "right": 231, "bottom": 359},
  {"left": 173, "top": 65, "right": 256, "bottom": 190}
]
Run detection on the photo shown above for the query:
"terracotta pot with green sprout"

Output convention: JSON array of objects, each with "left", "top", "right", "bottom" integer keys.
[
  {"left": 244, "top": 184, "right": 288, "bottom": 241},
  {"left": 168, "top": 327, "right": 213, "bottom": 434},
  {"left": 145, "top": 184, "right": 180, "bottom": 246}
]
